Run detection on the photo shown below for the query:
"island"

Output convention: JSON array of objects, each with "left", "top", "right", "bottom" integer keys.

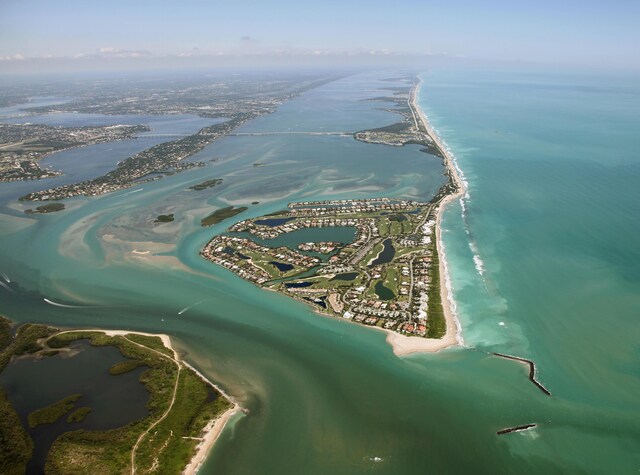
[
  {"left": 189, "top": 178, "right": 223, "bottom": 191},
  {"left": 0, "top": 316, "right": 240, "bottom": 474},
  {"left": 154, "top": 213, "right": 175, "bottom": 223},
  {"left": 24, "top": 203, "right": 66, "bottom": 214},
  {"left": 201, "top": 205, "right": 248, "bottom": 227}
]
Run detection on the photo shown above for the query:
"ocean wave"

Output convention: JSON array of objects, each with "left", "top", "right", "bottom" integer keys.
[
  {"left": 472, "top": 254, "right": 485, "bottom": 276},
  {"left": 468, "top": 241, "right": 485, "bottom": 276}
]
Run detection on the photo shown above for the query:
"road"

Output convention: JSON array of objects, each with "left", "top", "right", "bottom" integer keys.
[{"left": 126, "top": 335, "right": 181, "bottom": 475}]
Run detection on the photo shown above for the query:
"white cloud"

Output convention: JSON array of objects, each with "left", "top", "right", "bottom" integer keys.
[
  {"left": 95, "top": 47, "right": 152, "bottom": 58},
  {"left": 0, "top": 54, "right": 25, "bottom": 61}
]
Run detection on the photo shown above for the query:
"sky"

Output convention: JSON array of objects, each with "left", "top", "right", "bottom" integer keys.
[{"left": 1, "top": 0, "right": 639, "bottom": 72}]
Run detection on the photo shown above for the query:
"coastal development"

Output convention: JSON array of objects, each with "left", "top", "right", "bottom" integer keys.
[
  {"left": 201, "top": 78, "right": 464, "bottom": 345},
  {"left": 0, "top": 123, "right": 149, "bottom": 182},
  {"left": 203, "top": 198, "right": 447, "bottom": 338},
  {"left": 12, "top": 74, "right": 338, "bottom": 201}
]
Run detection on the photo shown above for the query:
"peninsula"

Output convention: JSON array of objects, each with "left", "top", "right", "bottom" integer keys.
[
  {"left": 0, "top": 123, "right": 149, "bottom": 182},
  {"left": 201, "top": 77, "right": 465, "bottom": 354}
]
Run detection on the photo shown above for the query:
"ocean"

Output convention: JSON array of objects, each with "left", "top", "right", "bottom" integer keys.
[{"left": 0, "top": 68, "right": 638, "bottom": 473}]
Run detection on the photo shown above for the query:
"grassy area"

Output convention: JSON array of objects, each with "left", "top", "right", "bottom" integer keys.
[
  {"left": 124, "top": 334, "right": 173, "bottom": 356},
  {"left": 362, "top": 241, "right": 384, "bottom": 266},
  {"left": 134, "top": 370, "right": 231, "bottom": 473},
  {"left": 109, "top": 359, "right": 146, "bottom": 375},
  {"left": 426, "top": 240, "right": 446, "bottom": 338},
  {"left": 0, "top": 316, "right": 11, "bottom": 351},
  {"left": 384, "top": 267, "right": 399, "bottom": 294},
  {"left": 263, "top": 209, "right": 288, "bottom": 216},
  {"left": 28, "top": 394, "right": 82, "bottom": 428},
  {"left": 0, "top": 389, "right": 33, "bottom": 475},
  {"left": 67, "top": 407, "right": 92, "bottom": 424},
  {"left": 201, "top": 206, "right": 248, "bottom": 226}
]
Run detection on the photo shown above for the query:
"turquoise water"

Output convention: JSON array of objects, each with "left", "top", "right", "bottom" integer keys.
[{"left": 0, "top": 70, "right": 638, "bottom": 473}]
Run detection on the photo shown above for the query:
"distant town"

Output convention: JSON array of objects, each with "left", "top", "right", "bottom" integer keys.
[
  {"left": 1, "top": 73, "right": 339, "bottom": 199},
  {"left": 0, "top": 123, "right": 148, "bottom": 182}
]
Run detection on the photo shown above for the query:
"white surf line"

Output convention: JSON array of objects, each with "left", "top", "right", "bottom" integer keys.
[
  {"left": 178, "top": 299, "right": 206, "bottom": 315},
  {"left": 43, "top": 298, "right": 92, "bottom": 309}
]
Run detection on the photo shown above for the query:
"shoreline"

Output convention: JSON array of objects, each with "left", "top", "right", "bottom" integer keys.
[
  {"left": 385, "top": 77, "right": 466, "bottom": 357},
  {"left": 55, "top": 328, "right": 240, "bottom": 475}
]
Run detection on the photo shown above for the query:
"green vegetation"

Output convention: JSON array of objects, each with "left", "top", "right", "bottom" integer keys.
[
  {"left": 0, "top": 319, "right": 46, "bottom": 473},
  {"left": 154, "top": 213, "right": 175, "bottom": 223},
  {"left": 189, "top": 178, "right": 223, "bottom": 190},
  {"left": 25, "top": 203, "right": 65, "bottom": 214},
  {"left": 426, "top": 239, "right": 446, "bottom": 338},
  {"left": 383, "top": 267, "right": 399, "bottom": 294},
  {"left": 201, "top": 205, "right": 248, "bottom": 227},
  {"left": 134, "top": 371, "right": 231, "bottom": 473},
  {"left": 203, "top": 200, "right": 450, "bottom": 341},
  {"left": 264, "top": 209, "right": 289, "bottom": 216},
  {"left": 125, "top": 333, "right": 173, "bottom": 356},
  {"left": 28, "top": 394, "right": 82, "bottom": 428},
  {"left": 0, "top": 323, "right": 56, "bottom": 373},
  {"left": 109, "top": 359, "right": 146, "bottom": 375},
  {"left": 0, "top": 322, "right": 232, "bottom": 473},
  {"left": 67, "top": 407, "right": 92, "bottom": 424},
  {"left": 0, "top": 389, "right": 33, "bottom": 475},
  {"left": 43, "top": 330, "right": 232, "bottom": 474},
  {"left": 0, "top": 316, "right": 11, "bottom": 351},
  {"left": 363, "top": 241, "right": 384, "bottom": 266}
]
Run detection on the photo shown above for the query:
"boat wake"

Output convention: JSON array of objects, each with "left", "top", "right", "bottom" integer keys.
[
  {"left": 43, "top": 298, "right": 94, "bottom": 309},
  {"left": 0, "top": 281, "right": 15, "bottom": 293},
  {"left": 178, "top": 299, "right": 206, "bottom": 315}
]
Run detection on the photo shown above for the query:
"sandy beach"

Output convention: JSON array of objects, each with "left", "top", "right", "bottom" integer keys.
[
  {"left": 385, "top": 79, "right": 466, "bottom": 357},
  {"left": 182, "top": 406, "right": 241, "bottom": 475}
]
